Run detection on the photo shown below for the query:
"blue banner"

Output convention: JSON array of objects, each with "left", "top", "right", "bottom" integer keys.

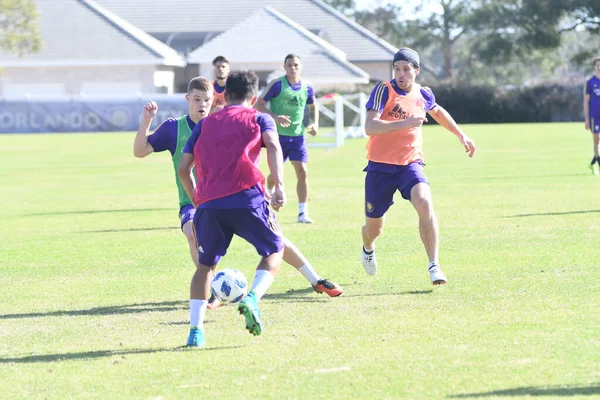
[{"left": 0, "top": 97, "right": 189, "bottom": 133}]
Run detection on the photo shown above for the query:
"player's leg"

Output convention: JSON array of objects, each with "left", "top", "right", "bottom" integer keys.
[
  {"left": 288, "top": 138, "right": 311, "bottom": 223},
  {"left": 398, "top": 162, "right": 445, "bottom": 285},
  {"left": 233, "top": 204, "right": 284, "bottom": 335},
  {"left": 180, "top": 205, "right": 199, "bottom": 266},
  {"left": 408, "top": 182, "right": 446, "bottom": 285},
  {"left": 362, "top": 216, "right": 384, "bottom": 276},
  {"left": 282, "top": 237, "right": 343, "bottom": 297},
  {"left": 292, "top": 161, "right": 312, "bottom": 223},
  {"left": 181, "top": 206, "right": 221, "bottom": 308},
  {"left": 187, "top": 208, "right": 233, "bottom": 346},
  {"left": 590, "top": 120, "right": 600, "bottom": 175},
  {"left": 361, "top": 170, "right": 396, "bottom": 275}
]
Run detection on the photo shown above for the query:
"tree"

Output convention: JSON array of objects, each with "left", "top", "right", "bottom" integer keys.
[
  {"left": 470, "top": 0, "right": 600, "bottom": 64},
  {"left": 0, "top": 0, "right": 42, "bottom": 57},
  {"left": 323, "top": 0, "right": 356, "bottom": 16}
]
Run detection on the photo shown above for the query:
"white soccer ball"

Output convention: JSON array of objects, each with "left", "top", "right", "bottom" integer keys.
[{"left": 211, "top": 268, "right": 248, "bottom": 304}]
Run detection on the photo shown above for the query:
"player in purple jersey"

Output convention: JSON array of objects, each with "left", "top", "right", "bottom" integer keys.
[
  {"left": 584, "top": 56, "right": 600, "bottom": 175},
  {"left": 211, "top": 55, "right": 229, "bottom": 113},
  {"left": 199, "top": 56, "right": 343, "bottom": 306},
  {"left": 178, "top": 71, "right": 287, "bottom": 346},
  {"left": 256, "top": 54, "right": 319, "bottom": 223},
  {"left": 133, "top": 77, "right": 213, "bottom": 268}
]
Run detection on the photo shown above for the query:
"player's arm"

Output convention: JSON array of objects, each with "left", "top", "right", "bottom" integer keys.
[
  {"left": 306, "top": 84, "right": 319, "bottom": 136},
  {"left": 364, "top": 82, "right": 426, "bottom": 136},
  {"left": 584, "top": 82, "right": 591, "bottom": 130},
  {"left": 365, "top": 110, "right": 427, "bottom": 135},
  {"left": 255, "top": 79, "right": 291, "bottom": 128},
  {"left": 427, "top": 105, "right": 476, "bottom": 158},
  {"left": 133, "top": 101, "right": 158, "bottom": 158},
  {"left": 260, "top": 116, "right": 286, "bottom": 211}
]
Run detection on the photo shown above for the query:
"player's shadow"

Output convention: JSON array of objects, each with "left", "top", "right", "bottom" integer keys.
[
  {"left": 80, "top": 226, "right": 178, "bottom": 233},
  {"left": 0, "top": 300, "right": 187, "bottom": 320},
  {"left": 24, "top": 208, "right": 171, "bottom": 217},
  {"left": 262, "top": 287, "right": 432, "bottom": 303},
  {"left": 0, "top": 345, "right": 245, "bottom": 364},
  {"left": 501, "top": 209, "right": 600, "bottom": 218},
  {"left": 448, "top": 383, "right": 600, "bottom": 397}
]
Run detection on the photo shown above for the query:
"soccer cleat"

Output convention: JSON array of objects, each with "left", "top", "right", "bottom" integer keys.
[
  {"left": 237, "top": 291, "right": 262, "bottom": 336},
  {"left": 313, "top": 279, "right": 343, "bottom": 297},
  {"left": 361, "top": 248, "right": 377, "bottom": 276},
  {"left": 186, "top": 328, "right": 206, "bottom": 347},
  {"left": 590, "top": 163, "right": 599, "bottom": 176},
  {"left": 429, "top": 265, "right": 447, "bottom": 285},
  {"left": 207, "top": 293, "right": 223, "bottom": 310},
  {"left": 297, "top": 213, "right": 314, "bottom": 223}
]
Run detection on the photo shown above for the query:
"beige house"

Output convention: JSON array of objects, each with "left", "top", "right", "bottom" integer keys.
[
  {"left": 95, "top": 0, "right": 398, "bottom": 89},
  {"left": 0, "top": 0, "right": 184, "bottom": 98}
]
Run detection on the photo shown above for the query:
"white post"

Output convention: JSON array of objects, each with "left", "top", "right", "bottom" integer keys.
[
  {"left": 335, "top": 94, "right": 344, "bottom": 147},
  {"left": 359, "top": 92, "right": 367, "bottom": 129}
]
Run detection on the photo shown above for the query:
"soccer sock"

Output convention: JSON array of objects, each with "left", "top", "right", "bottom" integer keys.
[
  {"left": 298, "top": 263, "right": 321, "bottom": 286},
  {"left": 190, "top": 299, "right": 207, "bottom": 330},
  {"left": 363, "top": 246, "right": 374, "bottom": 254},
  {"left": 428, "top": 261, "right": 439, "bottom": 270},
  {"left": 591, "top": 157, "right": 598, "bottom": 165},
  {"left": 250, "top": 269, "right": 275, "bottom": 301},
  {"left": 299, "top": 202, "right": 307, "bottom": 215}
]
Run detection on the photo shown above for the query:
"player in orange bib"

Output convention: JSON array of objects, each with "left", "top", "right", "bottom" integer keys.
[
  {"left": 361, "top": 48, "right": 476, "bottom": 285},
  {"left": 211, "top": 55, "right": 229, "bottom": 113}
]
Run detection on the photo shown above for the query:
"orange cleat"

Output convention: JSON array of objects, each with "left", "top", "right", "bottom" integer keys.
[{"left": 313, "top": 279, "right": 343, "bottom": 297}]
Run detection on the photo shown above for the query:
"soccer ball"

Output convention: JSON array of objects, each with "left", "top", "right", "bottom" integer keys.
[{"left": 211, "top": 269, "right": 248, "bottom": 304}]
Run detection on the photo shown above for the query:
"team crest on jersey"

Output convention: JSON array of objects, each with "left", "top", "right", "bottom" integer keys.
[
  {"left": 366, "top": 202, "right": 374, "bottom": 213},
  {"left": 388, "top": 104, "right": 409, "bottom": 120}
]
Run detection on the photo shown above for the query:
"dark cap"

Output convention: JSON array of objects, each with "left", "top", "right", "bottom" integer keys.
[{"left": 393, "top": 48, "right": 420, "bottom": 68}]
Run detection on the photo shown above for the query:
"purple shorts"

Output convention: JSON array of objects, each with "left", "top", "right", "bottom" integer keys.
[
  {"left": 192, "top": 202, "right": 284, "bottom": 266},
  {"left": 365, "top": 161, "right": 429, "bottom": 218},
  {"left": 591, "top": 118, "right": 600, "bottom": 134},
  {"left": 280, "top": 136, "right": 308, "bottom": 163},
  {"left": 179, "top": 204, "right": 195, "bottom": 229}
]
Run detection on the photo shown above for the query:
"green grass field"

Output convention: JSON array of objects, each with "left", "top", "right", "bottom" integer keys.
[{"left": 1, "top": 123, "right": 599, "bottom": 399}]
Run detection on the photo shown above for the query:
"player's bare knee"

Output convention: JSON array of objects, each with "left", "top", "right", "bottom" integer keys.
[
  {"left": 365, "top": 224, "right": 383, "bottom": 240},
  {"left": 412, "top": 196, "right": 434, "bottom": 216}
]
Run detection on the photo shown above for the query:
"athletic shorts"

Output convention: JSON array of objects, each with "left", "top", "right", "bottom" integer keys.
[
  {"left": 364, "top": 161, "right": 429, "bottom": 218},
  {"left": 280, "top": 136, "right": 308, "bottom": 163},
  {"left": 192, "top": 202, "right": 284, "bottom": 266},
  {"left": 179, "top": 204, "right": 195, "bottom": 229}
]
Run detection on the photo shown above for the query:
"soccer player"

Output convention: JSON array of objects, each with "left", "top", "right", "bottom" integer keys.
[
  {"left": 211, "top": 55, "right": 229, "bottom": 113},
  {"left": 360, "top": 48, "right": 476, "bottom": 285},
  {"left": 133, "top": 77, "right": 213, "bottom": 269},
  {"left": 255, "top": 54, "right": 319, "bottom": 223},
  {"left": 178, "top": 70, "right": 286, "bottom": 347},
  {"left": 204, "top": 56, "right": 342, "bottom": 304},
  {"left": 584, "top": 56, "right": 600, "bottom": 175}
]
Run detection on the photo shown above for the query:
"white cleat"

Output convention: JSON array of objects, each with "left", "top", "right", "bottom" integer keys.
[
  {"left": 297, "top": 213, "right": 314, "bottom": 223},
  {"left": 429, "top": 265, "right": 447, "bottom": 285},
  {"left": 361, "top": 249, "right": 377, "bottom": 276}
]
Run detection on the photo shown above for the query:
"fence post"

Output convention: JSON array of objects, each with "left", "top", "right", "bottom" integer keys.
[{"left": 335, "top": 94, "right": 344, "bottom": 147}]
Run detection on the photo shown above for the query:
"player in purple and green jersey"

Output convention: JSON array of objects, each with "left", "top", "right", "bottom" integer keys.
[
  {"left": 133, "top": 77, "right": 213, "bottom": 268},
  {"left": 211, "top": 55, "right": 229, "bottom": 113},
  {"left": 584, "top": 56, "right": 600, "bottom": 175},
  {"left": 256, "top": 54, "right": 319, "bottom": 224}
]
